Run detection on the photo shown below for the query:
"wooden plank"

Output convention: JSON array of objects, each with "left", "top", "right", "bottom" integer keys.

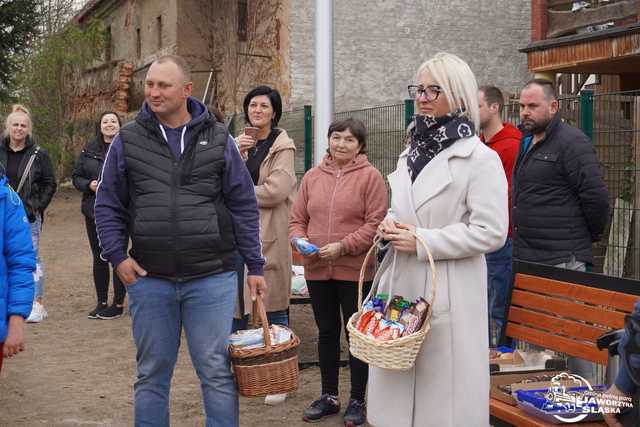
[
  {"left": 514, "top": 274, "right": 637, "bottom": 313},
  {"left": 506, "top": 323, "right": 608, "bottom": 364},
  {"left": 547, "top": 0, "right": 637, "bottom": 38},
  {"left": 490, "top": 398, "right": 606, "bottom": 427},
  {"left": 491, "top": 397, "right": 554, "bottom": 426},
  {"left": 508, "top": 306, "right": 608, "bottom": 343},
  {"left": 513, "top": 262, "right": 640, "bottom": 296},
  {"left": 511, "top": 290, "right": 628, "bottom": 330}
]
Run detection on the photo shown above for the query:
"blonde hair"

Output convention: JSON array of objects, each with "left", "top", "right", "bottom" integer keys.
[
  {"left": 3, "top": 104, "right": 33, "bottom": 139},
  {"left": 416, "top": 52, "right": 480, "bottom": 132}
]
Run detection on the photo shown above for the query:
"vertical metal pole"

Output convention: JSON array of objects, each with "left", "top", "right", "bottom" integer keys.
[
  {"left": 314, "top": 0, "right": 333, "bottom": 165},
  {"left": 404, "top": 98, "right": 414, "bottom": 129},
  {"left": 202, "top": 68, "right": 213, "bottom": 103},
  {"left": 580, "top": 89, "right": 594, "bottom": 140},
  {"left": 304, "top": 105, "right": 313, "bottom": 171}
]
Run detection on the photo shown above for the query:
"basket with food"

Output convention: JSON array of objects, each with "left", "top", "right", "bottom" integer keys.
[{"left": 347, "top": 233, "right": 436, "bottom": 370}]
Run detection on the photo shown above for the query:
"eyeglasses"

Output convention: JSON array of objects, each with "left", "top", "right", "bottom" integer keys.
[{"left": 408, "top": 84, "right": 442, "bottom": 102}]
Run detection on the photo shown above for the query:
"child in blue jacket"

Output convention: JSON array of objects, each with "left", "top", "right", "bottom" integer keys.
[{"left": 0, "top": 174, "right": 36, "bottom": 371}]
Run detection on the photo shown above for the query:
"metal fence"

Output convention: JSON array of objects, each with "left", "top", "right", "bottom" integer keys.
[
  {"left": 277, "top": 107, "right": 307, "bottom": 181},
  {"left": 334, "top": 103, "right": 408, "bottom": 180},
  {"left": 280, "top": 101, "right": 412, "bottom": 182},
  {"left": 281, "top": 91, "right": 640, "bottom": 280}
]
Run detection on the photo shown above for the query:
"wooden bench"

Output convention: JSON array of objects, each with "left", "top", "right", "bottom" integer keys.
[{"left": 490, "top": 261, "right": 640, "bottom": 427}]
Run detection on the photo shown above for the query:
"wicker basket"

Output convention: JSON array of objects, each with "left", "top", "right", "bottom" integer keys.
[
  {"left": 347, "top": 232, "right": 437, "bottom": 370},
  {"left": 229, "top": 295, "right": 300, "bottom": 397}
]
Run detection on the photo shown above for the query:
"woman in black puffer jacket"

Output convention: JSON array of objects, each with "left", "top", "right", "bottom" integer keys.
[{"left": 72, "top": 112, "right": 126, "bottom": 320}]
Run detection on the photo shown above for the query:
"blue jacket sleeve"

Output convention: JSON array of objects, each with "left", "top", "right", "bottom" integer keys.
[
  {"left": 4, "top": 190, "right": 36, "bottom": 318},
  {"left": 615, "top": 301, "right": 640, "bottom": 395},
  {"left": 94, "top": 135, "right": 129, "bottom": 268},
  {"left": 222, "top": 135, "right": 265, "bottom": 276}
]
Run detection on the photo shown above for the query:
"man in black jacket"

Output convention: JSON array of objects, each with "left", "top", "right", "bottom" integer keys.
[
  {"left": 513, "top": 79, "right": 609, "bottom": 382},
  {"left": 513, "top": 79, "right": 609, "bottom": 271}
]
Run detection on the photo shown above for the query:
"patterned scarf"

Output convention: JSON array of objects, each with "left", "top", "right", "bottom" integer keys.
[{"left": 407, "top": 110, "right": 475, "bottom": 182}]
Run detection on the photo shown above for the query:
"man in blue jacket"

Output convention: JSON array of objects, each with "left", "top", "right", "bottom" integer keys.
[
  {"left": 95, "top": 55, "right": 266, "bottom": 426},
  {"left": 0, "top": 174, "right": 36, "bottom": 372}
]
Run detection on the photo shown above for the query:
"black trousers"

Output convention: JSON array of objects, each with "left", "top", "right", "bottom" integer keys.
[
  {"left": 307, "top": 279, "right": 371, "bottom": 402},
  {"left": 85, "top": 216, "right": 125, "bottom": 305}
]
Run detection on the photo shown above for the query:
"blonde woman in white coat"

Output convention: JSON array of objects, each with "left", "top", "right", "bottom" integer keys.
[{"left": 367, "top": 52, "right": 508, "bottom": 427}]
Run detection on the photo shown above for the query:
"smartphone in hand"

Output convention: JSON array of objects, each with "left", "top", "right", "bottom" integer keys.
[{"left": 244, "top": 126, "right": 259, "bottom": 139}]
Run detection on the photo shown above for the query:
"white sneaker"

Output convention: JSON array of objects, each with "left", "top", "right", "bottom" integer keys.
[
  {"left": 264, "top": 393, "right": 287, "bottom": 405},
  {"left": 26, "top": 302, "right": 48, "bottom": 323}
]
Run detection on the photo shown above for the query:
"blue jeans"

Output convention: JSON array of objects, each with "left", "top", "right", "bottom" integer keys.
[
  {"left": 487, "top": 238, "right": 512, "bottom": 346},
  {"left": 29, "top": 214, "right": 44, "bottom": 300},
  {"left": 127, "top": 271, "right": 239, "bottom": 427}
]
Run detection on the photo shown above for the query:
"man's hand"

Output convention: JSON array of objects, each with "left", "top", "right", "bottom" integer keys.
[
  {"left": 319, "top": 242, "right": 342, "bottom": 260},
  {"left": 116, "top": 257, "right": 147, "bottom": 286},
  {"left": 89, "top": 180, "right": 98, "bottom": 192},
  {"left": 383, "top": 223, "right": 418, "bottom": 255},
  {"left": 3, "top": 315, "right": 26, "bottom": 358},
  {"left": 602, "top": 384, "right": 626, "bottom": 427},
  {"left": 247, "top": 275, "right": 267, "bottom": 301}
]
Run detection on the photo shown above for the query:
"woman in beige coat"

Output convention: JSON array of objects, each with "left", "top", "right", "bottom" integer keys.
[
  {"left": 234, "top": 86, "right": 296, "bottom": 331},
  {"left": 368, "top": 53, "right": 508, "bottom": 426}
]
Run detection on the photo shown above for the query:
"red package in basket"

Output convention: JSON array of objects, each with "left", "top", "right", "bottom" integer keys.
[
  {"left": 374, "top": 320, "right": 405, "bottom": 341},
  {"left": 374, "top": 326, "right": 392, "bottom": 340},
  {"left": 357, "top": 310, "right": 375, "bottom": 333},
  {"left": 365, "top": 312, "right": 383, "bottom": 336}
]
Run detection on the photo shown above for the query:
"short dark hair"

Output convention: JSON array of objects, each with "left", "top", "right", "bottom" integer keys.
[
  {"left": 524, "top": 78, "right": 557, "bottom": 101},
  {"left": 155, "top": 54, "right": 192, "bottom": 82},
  {"left": 326, "top": 117, "right": 367, "bottom": 154},
  {"left": 243, "top": 86, "right": 283, "bottom": 127},
  {"left": 479, "top": 85, "right": 504, "bottom": 114}
]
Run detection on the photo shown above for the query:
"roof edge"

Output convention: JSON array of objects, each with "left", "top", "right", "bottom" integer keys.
[{"left": 520, "top": 22, "right": 640, "bottom": 53}]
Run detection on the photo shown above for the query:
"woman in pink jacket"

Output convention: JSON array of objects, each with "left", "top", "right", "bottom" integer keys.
[{"left": 289, "top": 118, "right": 387, "bottom": 426}]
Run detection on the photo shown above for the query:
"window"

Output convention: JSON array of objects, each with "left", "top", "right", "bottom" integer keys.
[
  {"left": 136, "top": 28, "right": 141, "bottom": 59},
  {"left": 238, "top": 0, "right": 248, "bottom": 41},
  {"left": 156, "top": 16, "right": 162, "bottom": 49}
]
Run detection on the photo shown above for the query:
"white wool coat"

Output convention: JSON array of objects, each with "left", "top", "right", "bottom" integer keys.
[{"left": 367, "top": 135, "right": 508, "bottom": 427}]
